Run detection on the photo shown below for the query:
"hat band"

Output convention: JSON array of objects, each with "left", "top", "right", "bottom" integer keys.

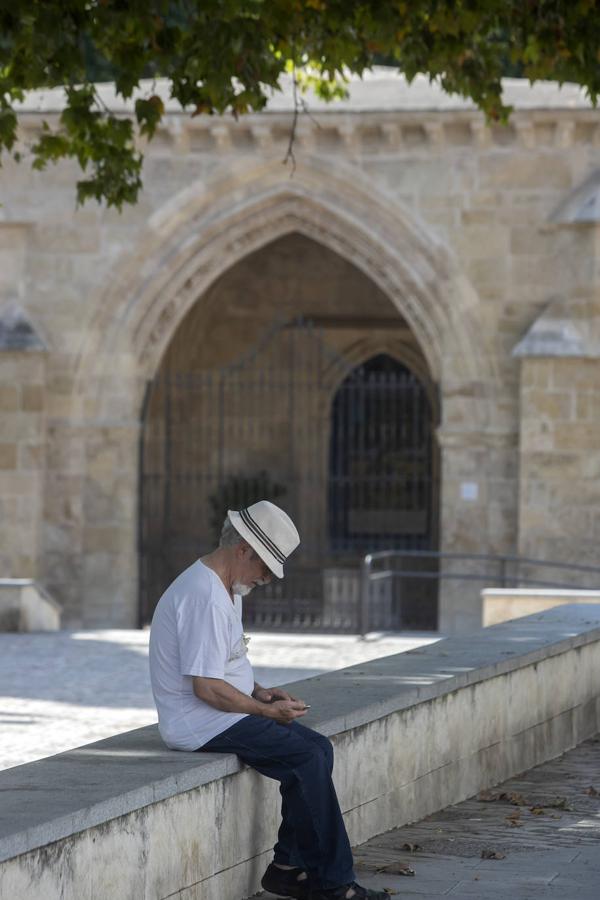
[{"left": 239, "top": 507, "right": 287, "bottom": 566}]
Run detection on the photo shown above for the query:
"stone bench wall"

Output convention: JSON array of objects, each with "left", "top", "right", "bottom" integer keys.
[
  {"left": 1, "top": 605, "right": 600, "bottom": 900},
  {"left": 482, "top": 588, "right": 600, "bottom": 627}
]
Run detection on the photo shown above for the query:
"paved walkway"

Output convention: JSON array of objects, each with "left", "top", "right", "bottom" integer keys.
[
  {"left": 0, "top": 629, "right": 437, "bottom": 771},
  {"left": 257, "top": 735, "right": 600, "bottom": 899}
]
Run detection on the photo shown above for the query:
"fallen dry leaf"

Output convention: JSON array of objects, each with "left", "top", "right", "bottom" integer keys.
[
  {"left": 550, "top": 814, "right": 562, "bottom": 820},
  {"left": 585, "top": 786, "right": 598, "bottom": 797},
  {"left": 477, "top": 790, "right": 500, "bottom": 802},
  {"left": 547, "top": 797, "right": 570, "bottom": 810},
  {"left": 383, "top": 890, "right": 399, "bottom": 896},
  {"left": 401, "top": 842, "right": 422, "bottom": 852},
  {"left": 376, "top": 862, "right": 415, "bottom": 877},
  {"left": 481, "top": 850, "right": 506, "bottom": 860},
  {"left": 530, "top": 807, "right": 546, "bottom": 816}
]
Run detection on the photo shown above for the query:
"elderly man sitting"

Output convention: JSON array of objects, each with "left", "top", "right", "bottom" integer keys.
[{"left": 149, "top": 500, "right": 387, "bottom": 900}]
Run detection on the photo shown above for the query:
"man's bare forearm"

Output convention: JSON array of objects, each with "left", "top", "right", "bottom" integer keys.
[
  {"left": 193, "top": 677, "right": 271, "bottom": 716},
  {"left": 192, "top": 677, "right": 308, "bottom": 724}
]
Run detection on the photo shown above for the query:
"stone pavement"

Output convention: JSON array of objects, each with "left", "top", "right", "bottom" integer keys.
[
  {"left": 258, "top": 735, "right": 600, "bottom": 900},
  {"left": 0, "top": 628, "right": 437, "bottom": 771}
]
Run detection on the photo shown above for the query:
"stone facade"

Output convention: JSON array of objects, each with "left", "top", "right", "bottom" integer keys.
[{"left": 1, "top": 72, "right": 599, "bottom": 632}]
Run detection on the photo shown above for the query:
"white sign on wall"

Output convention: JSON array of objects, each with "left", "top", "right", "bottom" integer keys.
[{"left": 460, "top": 481, "right": 479, "bottom": 501}]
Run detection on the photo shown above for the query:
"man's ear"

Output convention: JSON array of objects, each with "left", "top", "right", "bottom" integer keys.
[{"left": 237, "top": 540, "right": 252, "bottom": 559}]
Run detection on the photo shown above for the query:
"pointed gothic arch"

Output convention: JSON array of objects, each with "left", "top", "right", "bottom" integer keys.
[
  {"left": 66, "top": 155, "right": 501, "bottom": 626},
  {"left": 75, "top": 155, "right": 497, "bottom": 428}
]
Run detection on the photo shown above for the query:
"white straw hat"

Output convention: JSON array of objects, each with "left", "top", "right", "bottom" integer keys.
[{"left": 227, "top": 500, "right": 300, "bottom": 579}]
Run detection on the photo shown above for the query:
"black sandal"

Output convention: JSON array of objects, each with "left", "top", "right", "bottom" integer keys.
[
  {"left": 261, "top": 862, "right": 311, "bottom": 899},
  {"left": 309, "top": 882, "right": 390, "bottom": 899}
]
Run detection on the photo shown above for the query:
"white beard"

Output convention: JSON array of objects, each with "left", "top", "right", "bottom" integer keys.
[{"left": 232, "top": 581, "right": 254, "bottom": 597}]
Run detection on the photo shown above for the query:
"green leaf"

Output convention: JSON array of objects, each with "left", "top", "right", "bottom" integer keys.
[{"left": 0, "top": 0, "right": 598, "bottom": 206}]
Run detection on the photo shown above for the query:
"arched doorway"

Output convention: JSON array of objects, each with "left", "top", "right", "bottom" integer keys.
[
  {"left": 138, "top": 234, "right": 440, "bottom": 631},
  {"left": 72, "top": 159, "right": 497, "bottom": 630},
  {"left": 328, "top": 353, "right": 440, "bottom": 629},
  {"left": 329, "top": 353, "right": 438, "bottom": 554}
]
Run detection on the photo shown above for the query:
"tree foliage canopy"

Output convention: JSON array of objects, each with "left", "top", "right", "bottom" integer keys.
[{"left": 1, "top": 0, "right": 599, "bottom": 208}]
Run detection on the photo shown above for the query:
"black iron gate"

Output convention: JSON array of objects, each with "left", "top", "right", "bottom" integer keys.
[{"left": 139, "top": 319, "right": 439, "bottom": 630}]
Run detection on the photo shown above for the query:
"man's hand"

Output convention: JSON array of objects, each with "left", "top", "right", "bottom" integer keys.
[
  {"left": 269, "top": 687, "right": 298, "bottom": 702},
  {"left": 253, "top": 685, "right": 298, "bottom": 704},
  {"left": 263, "top": 699, "right": 309, "bottom": 724},
  {"left": 193, "top": 677, "right": 308, "bottom": 721}
]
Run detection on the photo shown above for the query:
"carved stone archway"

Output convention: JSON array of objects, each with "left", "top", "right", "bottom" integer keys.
[
  {"left": 67, "top": 156, "right": 499, "bottom": 626},
  {"left": 77, "top": 156, "right": 496, "bottom": 416}
]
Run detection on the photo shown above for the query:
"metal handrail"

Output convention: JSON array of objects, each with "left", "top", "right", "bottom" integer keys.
[
  {"left": 363, "top": 548, "right": 600, "bottom": 577},
  {"left": 366, "top": 568, "right": 597, "bottom": 590},
  {"left": 359, "top": 548, "right": 600, "bottom": 637}
]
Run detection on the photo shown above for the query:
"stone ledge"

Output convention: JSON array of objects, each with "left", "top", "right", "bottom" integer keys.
[
  {"left": 14, "top": 73, "right": 594, "bottom": 114},
  {"left": 0, "top": 580, "right": 61, "bottom": 632},
  {"left": 1, "top": 604, "right": 600, "bottom": 871},
  {"left": 483, "top": 588, "right": 600, "bottom": 627}
]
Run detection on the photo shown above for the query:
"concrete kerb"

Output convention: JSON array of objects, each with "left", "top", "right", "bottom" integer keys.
[{"left": 1, "top": 604, "right": 600, "bottom": 899}]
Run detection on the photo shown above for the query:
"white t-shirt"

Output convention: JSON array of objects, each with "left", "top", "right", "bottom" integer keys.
[{"left": 148, "top": 559, "right": 254, "bottom": 750}]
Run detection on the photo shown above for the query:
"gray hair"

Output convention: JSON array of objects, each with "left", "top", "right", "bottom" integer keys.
[{"left": 219, "top": 515, "right": 244, "bottom": 549}]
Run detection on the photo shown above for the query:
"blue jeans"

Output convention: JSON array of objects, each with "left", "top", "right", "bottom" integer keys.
[{"left": 198, "top": 716, "right": 356, "bottom": 889}]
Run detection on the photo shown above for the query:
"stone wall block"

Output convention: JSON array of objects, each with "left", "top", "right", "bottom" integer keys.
[
  {"left": 553, "top": 423, "right": 600, "bottom": 451},
  {"left": 520, "top": 360, "right": 554, "bottom": 389},
  {"left": 81, "top": 549, "right": 138, "bottom": 627},
  {"left": 520, "top": 419, "right": 554, "bottom": 452},
  {"left": 31, "top": 223, "right": 102, "bottom": 254},
  {"left": 524, "top": 451, "right": 581, "bottom": 479},
  {"left": 17, "top": 443, "right": 45, "bottom": 471},
  {"left": 0, "top": 497, "right": 19, "bottom": 520},
  {"left": 466, "top": 256, "right": 508, "bottom": 288},
  {"left": 41, "top": 550, "right": 83, "bottom": 624},
  {"left": 509, "top": 226, "right": 557, "bottom": 255},
  {"left": 0, "top": 443, "right": 18, "bottom": 469},
  {"left": 0, "top": 412, "right": 44, "bottom": 442},
  {"left": 85, "top": 427, "right": 139, "bottom": 479},
  {"left": 480, "top": 153, "right": 571, "bottom": 190},
  {"left": 0, "top": 385, "right": 19, "bottom": 411},
  {"left": 21, "top": 385, "right": 45, "bottom": 412},
  {"left": 553, "top": 360, "right": 600, "bottom": 390},
  {"left": 46, "top": 426, "right": 86, "bottom": 475},
  {"left": 510, "top": 254, "right": 566, "bottom": 287},
  {"left": 521, "top": 389, "right": 572, "bottom": 422},
  {"left": 452, "top": 224, "right": 509, "bottom": 259}
]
